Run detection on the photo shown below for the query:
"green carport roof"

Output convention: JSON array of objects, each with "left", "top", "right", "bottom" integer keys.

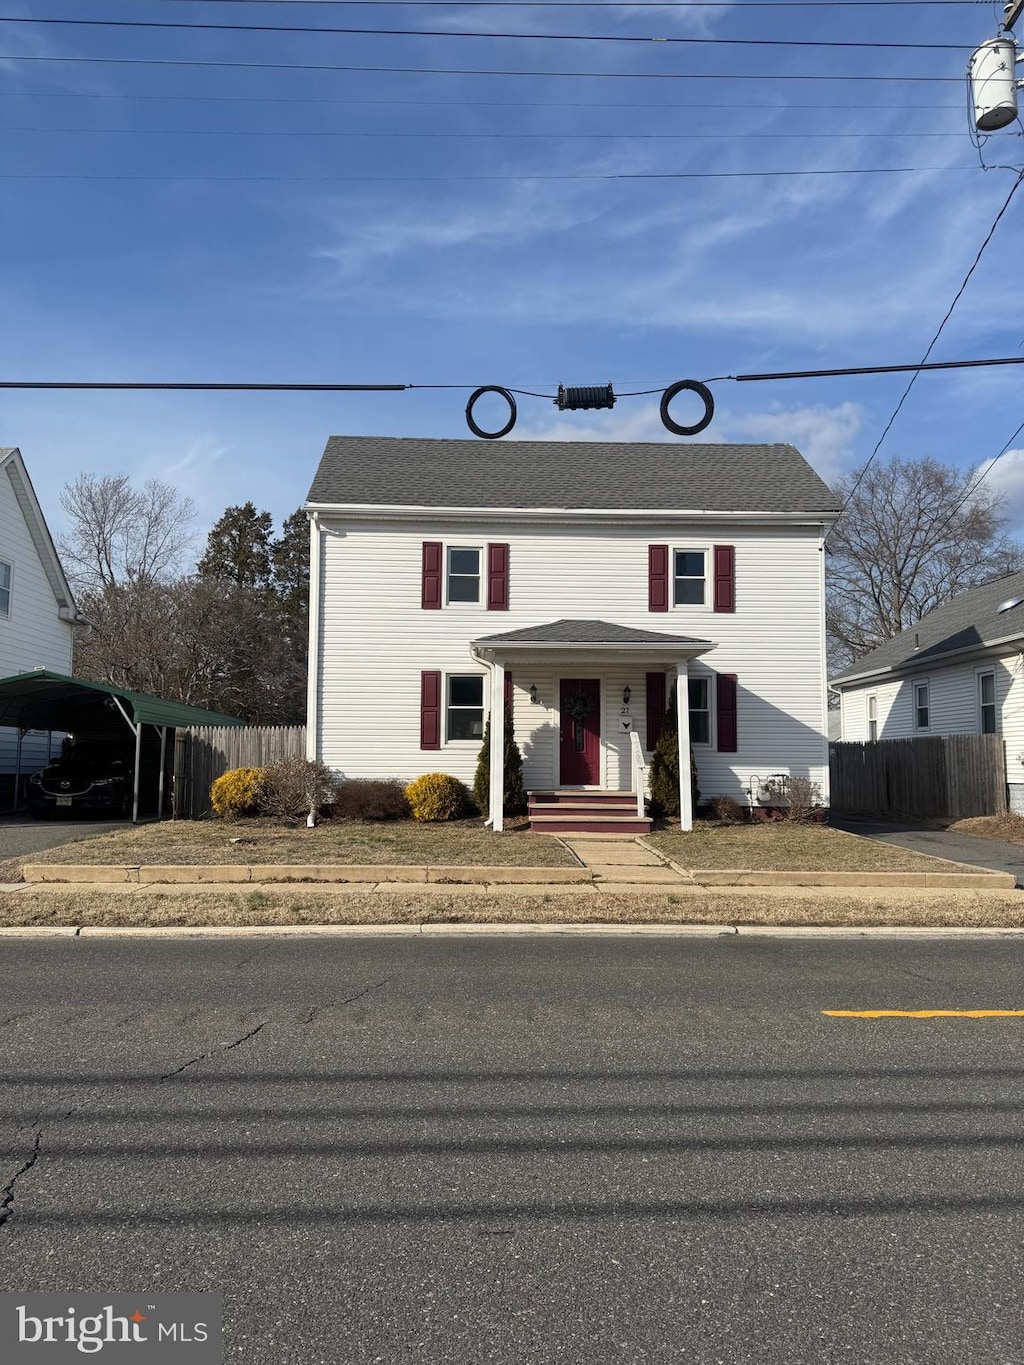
[{"left": 0, "top": 670, "right": 244, "bottom": 731}]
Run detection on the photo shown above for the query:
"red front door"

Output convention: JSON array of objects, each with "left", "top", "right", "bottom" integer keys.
[{"left": 559, "top": 678, "right": 601, "bottom": 786}]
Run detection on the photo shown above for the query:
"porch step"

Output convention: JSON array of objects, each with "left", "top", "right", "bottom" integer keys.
[
  {"left": 528, "top": 790, "right": 635, "bottom": 807},
  {"left": 530, "top": 814, "right": 653, "bottom": 835}
]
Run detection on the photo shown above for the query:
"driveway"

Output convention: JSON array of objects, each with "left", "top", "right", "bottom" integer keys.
[
  {"left": 0, "top": 813, "right": 126, "bottom": 860},
  {"left": 832, "top": 814, "right": 1024, "bottom": 886}
]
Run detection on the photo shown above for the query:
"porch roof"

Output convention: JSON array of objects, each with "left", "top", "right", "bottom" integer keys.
[{"left": 472, "top": 619, "right": 713, "bottom": 655}]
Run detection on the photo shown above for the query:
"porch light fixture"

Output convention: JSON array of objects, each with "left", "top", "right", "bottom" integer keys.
[
  {"left": 529, "top": 684, "right": 539, "bottom": 704},
  {"left": 622, "top": 686, "right": 631, "bottom": 705}
]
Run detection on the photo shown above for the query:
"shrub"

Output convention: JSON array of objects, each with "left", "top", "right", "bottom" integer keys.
[
  {"left": 708, "top": 795, "right": 746, "bottom": 823},
  {"left": 405, "top": 772, "right": 470, "bottom": 822},
  {"left": 210, "top": 766, "right": 267, "bottom": 818},
  {"left": 473, "top": 705, "right": 527, "bottom": 818},
  {"left": 758, "top": 774, "right": 824, "bottom": 823},
  {"left": 647, "top": 685, "right": 700, "bottom": 817},
  {"left": 261, "top": 756, "right": 338, "bottom": 820},
  {"left": 334, "top": 778, "right": 411, "bottom": 822}
]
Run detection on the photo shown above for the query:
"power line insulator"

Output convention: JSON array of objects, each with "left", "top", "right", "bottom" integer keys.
[{"left": 555, "top": 383, "right": 615, "bottom": 411}]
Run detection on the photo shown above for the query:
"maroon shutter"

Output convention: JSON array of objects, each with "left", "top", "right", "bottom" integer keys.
[
  {"left": 646, "top": 671, "right": 666, "bottom": 750},
  {"left": 504, "top": 671, "right": 513, "bottom": 710},
  {"left": 713, "top": 545, "right": 735, "bottom": 613},
  {"left": 649, "top": 544, "right": 669, "bottom": 612},
  {"left": 420, "top": 670, "right": 442, "bottom": 749},
  {"left": 717, "top": 673, "right": 738, "bottom": 752},
  {"left": 487, "top": 542, "right": 510, "bottom": 611},
  {"left": 421, "top": 541, "right": 442, "bottom": 610}
]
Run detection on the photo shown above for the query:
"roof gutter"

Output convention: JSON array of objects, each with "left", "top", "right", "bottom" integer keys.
[{"left": 304, "top": 501, "right": 841, "bottom": 526}]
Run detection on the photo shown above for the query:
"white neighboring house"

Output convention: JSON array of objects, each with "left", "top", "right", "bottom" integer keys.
[
  {"left": 0, "top": 448, "right": 85, "bottom": 782},
  {"left": 831, "top": 569, "right": 1024, "bottom": 813},
  {"left": 304, "top": 436, "right": 841, "bottom": 832}
]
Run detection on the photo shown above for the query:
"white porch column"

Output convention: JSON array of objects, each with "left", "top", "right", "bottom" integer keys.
[
  {"left": 675, "top": 661, "right": 692, "bottom": 832},
  {"left": 490, "top": 660, "right": 506, "bottom": 833}
]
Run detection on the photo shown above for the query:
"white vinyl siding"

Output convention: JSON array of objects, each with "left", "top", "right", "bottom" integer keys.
[
  {"left": 0, "top": 462, "right": 75, "bottom": 775},
  {"left": 312, "top": 518, "right": 830, "bottom": 800}
]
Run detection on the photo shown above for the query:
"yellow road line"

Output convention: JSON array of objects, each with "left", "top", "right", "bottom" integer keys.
[{"left": 824, "top": 1009, "right": 1024, "bottom": 1018}]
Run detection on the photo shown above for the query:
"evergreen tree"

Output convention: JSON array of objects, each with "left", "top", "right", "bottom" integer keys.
[
  {"left": 648, "top": 685, "right": 700, "bottom": 818},
  {"left": 198, "top": 502, "right": 274, "bottom": 588},
  {"left": 473, "top": 705, "right": 526, "bottom": 818}
]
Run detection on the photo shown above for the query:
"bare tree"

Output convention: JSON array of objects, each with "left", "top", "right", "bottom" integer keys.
[
  {"left": 59, "top": 473, "right": 195, "bottom": 591},
  {"left": 827, "top": 455, "right": 1024, "bottom": 672}
]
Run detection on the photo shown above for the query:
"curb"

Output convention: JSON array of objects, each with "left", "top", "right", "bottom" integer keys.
[
  {"left": 2, "top": 924, "right": 1024, "bottom": 939},
  {"left": 20, "top": 862, "right": 593, "bottom": 887}
]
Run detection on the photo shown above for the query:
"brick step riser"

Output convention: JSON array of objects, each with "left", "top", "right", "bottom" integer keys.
[
  {"left": 529, "top": 792, "right": 638, "bottom": 807},
  {"left": 528, "top": 803, "right": 640, "bottom": 816}
]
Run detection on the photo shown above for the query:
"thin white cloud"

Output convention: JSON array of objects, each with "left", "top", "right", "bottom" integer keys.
[{"left": 971, "top": 448, "right": 1024, "bottom": 528}]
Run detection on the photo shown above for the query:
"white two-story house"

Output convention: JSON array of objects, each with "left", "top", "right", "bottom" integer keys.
[
  {"left": 304, "top": 436, "right": 841, "bottom": 832},
  {"left": 0, "top": 448, "right": 85, "bottom": 787}
]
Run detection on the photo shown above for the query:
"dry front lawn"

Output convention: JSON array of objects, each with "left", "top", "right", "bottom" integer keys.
[
  {"left": 2, "top": 887, "right": 1022, "bottom": 930},
  {"left": 646, "top": 821, "right": 966, "bottom": 872},
  {"left": 27, "top": 818, "right": 576, "bottom": 870}
]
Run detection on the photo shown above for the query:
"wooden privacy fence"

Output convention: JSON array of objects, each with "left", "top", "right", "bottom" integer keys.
[
  {"left": 829, "top": 734, "right": 1007, "bottom": 821},
  {"left": 173, "top": 725, "right": 306, "bottom": 818}
]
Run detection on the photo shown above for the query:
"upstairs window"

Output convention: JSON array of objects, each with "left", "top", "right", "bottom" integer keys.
[
  {"left": 447, "top": 675, "right": 485, "bottom": 740},
  {"left": 867, "top": 694, "right": 878, "bottom": 742},
  {"left": 447, "top": 547, "right": 481, "bottom": 604},
  {"left": 674, "top": 550, "right": 706, "bottom": 606},
  {"left": 0, "top": 560, "right": 10, "bottom": 618},
  {"left": 914, "top": 681, "right": 929, "bottom": 731},
  {"left": 979, "top": 672, "right": 997, "bottom": 734}
]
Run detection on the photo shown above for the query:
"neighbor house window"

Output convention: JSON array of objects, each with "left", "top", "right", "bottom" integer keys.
[
  {"left": 867, "top": 694, "right": 878, "bottom": 742},
  {"left": 688, "top": 676, "right": 710, "bottom": 744},
  {"left": 447, "top": 675, "right": 484, "bottom": 740},
  {"left": 0, "top": 561, "right": 9, "bottom": 617},
  {"left": 674, "top": 550, "right": 706, "bottom": 606},
  {"left": 914, "top": 681, "right": 929, "bottom": 731},
  {"left": 447, "top": 547, "right": 481, "bottom": 603},
  {"left": 979, "top": 672, "right": 997, "bottom": 734}
]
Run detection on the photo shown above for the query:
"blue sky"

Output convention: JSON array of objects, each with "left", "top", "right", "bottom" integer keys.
[{"left": 2, "top": 0, "right": 1024, "bottom": 554}]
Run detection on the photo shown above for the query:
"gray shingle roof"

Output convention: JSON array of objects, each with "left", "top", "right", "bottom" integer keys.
[
  {"left": 473, "top": 619, "right": 710, "bottom": 646},
  {"left": 306, "top": 437, "right": 841, "bottom": 514},
  {"left": 831, "top": 570, "right": 1024, "bottom": 685}
]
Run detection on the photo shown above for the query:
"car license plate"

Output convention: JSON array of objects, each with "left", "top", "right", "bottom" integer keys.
[{"left": 55, "top": 796, "right": 72, "bottom": 807}]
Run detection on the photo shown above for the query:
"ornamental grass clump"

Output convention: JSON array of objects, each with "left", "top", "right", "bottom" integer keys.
[
  {"left": 405, "top": 772, "right": 470, "bottom": 822},
  {"left": 210, "top": 767, "right": 267, "bottom": 818}
]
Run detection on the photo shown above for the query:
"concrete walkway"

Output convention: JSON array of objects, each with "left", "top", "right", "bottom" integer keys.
[
  {"left": 831, "top": 815, "right": 1024, "bottom": 887},
  {"left": 562, "top": 838, "right": 691, "bottom": 886}
]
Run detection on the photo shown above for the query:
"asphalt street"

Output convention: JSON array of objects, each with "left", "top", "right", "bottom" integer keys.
[
  {"left": 0, "top": 813, "right": 126, "bottom": 860},
  {"left": 1, "top": 933, "right": 1024, "bottom": 1364}
]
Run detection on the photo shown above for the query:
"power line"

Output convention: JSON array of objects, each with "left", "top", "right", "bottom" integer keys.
[
  {"left": 0, "top": 125, "right": 974, "bottom": 139},
  {"left": 0, "top": 91, "right": 968, "bottom": 110},
  {"left": 0, "top": 165, "right": 986, "bottom": 182},
  {"left": 0, "top": 14, "right": 972, "bottom": 48},
  {"left": 0, "top": 54, "right": 966, "bottom": 81},
  {"left": 131, "top": 0, "right": 993, "bottom": 7},
  {"left": 828, "top": 169, "right": 1024, "bottom": 540},
  {"left": 728, "top": 355, "right": 1024, "bottom": 381}
]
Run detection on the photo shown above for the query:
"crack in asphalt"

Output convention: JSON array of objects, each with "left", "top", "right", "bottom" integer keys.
[
  {"left": 0, "top": 1130, "right": 42, "bottom": 1231},
  {"left": 303, "top": 978, "right": 390, "bottom": 1025},
  {"left": 158, "top": 1020, "right": 270, "bottom": 1082}
]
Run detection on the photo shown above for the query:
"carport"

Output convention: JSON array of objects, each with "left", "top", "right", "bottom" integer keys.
[{"left": 0, "top": 670, "right": 242, "bottom": 822}]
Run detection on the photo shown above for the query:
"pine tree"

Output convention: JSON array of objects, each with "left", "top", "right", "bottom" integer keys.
[
  {"left": 198, "top": 502, "right": 274, "bottom": 588},
  {"left": 473, "top": 705, "right": 526, "bottom": 818}
]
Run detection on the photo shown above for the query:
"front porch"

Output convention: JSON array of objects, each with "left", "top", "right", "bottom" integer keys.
[{"left": 470, "top": 619, "right": 715, "bottom": 834}]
